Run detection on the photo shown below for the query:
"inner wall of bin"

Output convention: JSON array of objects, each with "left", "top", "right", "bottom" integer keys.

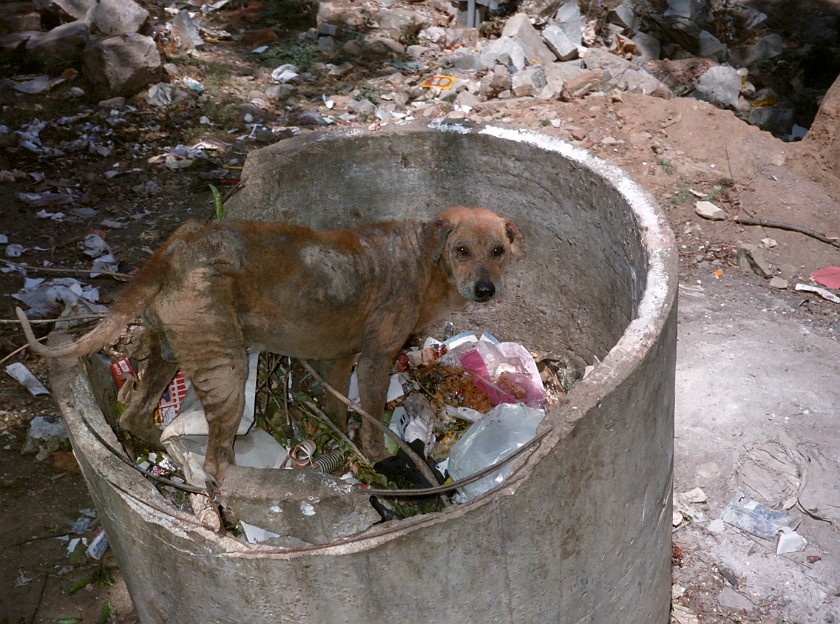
[{"left": 226, "top": 130, "right": 648, "bottom": 366}]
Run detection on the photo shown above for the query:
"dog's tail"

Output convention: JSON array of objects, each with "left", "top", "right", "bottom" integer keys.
[{"left": 16, "top": 245, "right": 173, "bottom": 360}]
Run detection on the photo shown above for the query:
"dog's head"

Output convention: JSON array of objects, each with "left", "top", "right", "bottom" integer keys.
[{"left": 434, "top": 206, "right": 523, "bottom": 303}]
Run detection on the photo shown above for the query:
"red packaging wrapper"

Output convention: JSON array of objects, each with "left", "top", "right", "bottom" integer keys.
[
  {"left": 154, "top": 370, "right": 189, "bottom": 427},
  {"left": 109, "top": 357, "right": 136, "bottom": 389}
]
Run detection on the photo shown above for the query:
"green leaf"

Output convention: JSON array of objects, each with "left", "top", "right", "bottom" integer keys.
[
  {"left": 209, "top": 183, "right": 223, "bottom": 223},
  {"left": 67, "top": 575, "right": 93, "bottom": 594},
  {"left": 96, "top": 599, "right": 111, "bottom": 624}
]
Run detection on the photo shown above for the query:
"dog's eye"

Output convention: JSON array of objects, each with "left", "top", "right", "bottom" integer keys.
[
  {"left": 456, "top": 245, "right": 471, "bottom": 258},
  {"left": 492, "top": 246, "right": 505, "bottom": 257}
]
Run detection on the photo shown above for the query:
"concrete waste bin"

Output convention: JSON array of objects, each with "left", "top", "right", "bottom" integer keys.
[{"left": 52, "top": 121, "right": 678, "bottom": 623}]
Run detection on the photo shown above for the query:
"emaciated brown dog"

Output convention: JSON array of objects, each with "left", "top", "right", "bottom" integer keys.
[{"left": 18, "top": 206, "right": 522, "bottom": 484}]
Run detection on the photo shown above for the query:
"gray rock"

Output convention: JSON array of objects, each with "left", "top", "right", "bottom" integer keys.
[
  {"left": 664, "top": 0, "right": 695, "bottom": 20},
  {"left": 737, "top": 243, "right": 772, "bottom": 279},
  {"left": 348, "top": 97, "right": 376, "bottom": 115},
  {"left": 698, "top": 30, "right": 726, "bottom": 61},
  {"left": 516, "top": 0, "right": 563, "bottom": 19},
  {"left": 542, "top": 23, "right": 578, "bottom": 61},
  {"left": 538, "top": 60, "right": 584, "bottom": 99},
  {"left": 83, "top": 33, "right": 162, "bottom": 97},
  {"left": 0, "top": 32, "right": 36, "bottom": 61},
  {"left": 749, "top": 106, "right": 794, "bottom": 136},
  {"left": 481, "top": 36, "right": 527, "bottom": 71},
  {"left": 479, "top": 63, "right": 512, "bottom": 98},
  {"left": 717, "top": 587, "right": 755, "bottom": 613},
  {"left": 561, "top": 69, "right": 606, "bottom": 99},
  {"left": 26, "top": 20, "right": 89, "bottom": 69},
  {"left": 607, "top": 1, "right": 639, "bottom": 32},
  {"left": 631, "top": 31, "right": 660, "bottom": 62},
  {"left": 377, "top": 7, "right": 428, "bottom": 41},
  {"left": 745, "top": 33, "right": 783, "bottom": 65},
  {"left": 769, "top": 276, "right": 789, "bottom": 289},
  {"left": 695, "top": 200, "right": 727, "bottom": 221},
  {"left": 694, "top": 64, "right": 741, "bottom": 108},
  {"left": 0, "top": 5, "right": 41, "bottom": 32},
  {"left": 86, "top": 0, "right": 149, "bottom": 35},
  {"left": 172, "top": 8, "right": 203, "bottom": 50},
  {"left": 553, "top": 0, "right": 582, "bottom": 45},
  {"left": 36, "top": 0, "right": 97, "bottom": 20},
  {"left": 581, "top": 47, "right": 670, "bottom": 96},
  {"left": 443, "top": 48, "right": 488, "bottom": 71},
  {"left": 220, "top": 466, "right": 380, "bottom": 545},
  {"left": 512, "top": 65, "right": 546, "bottom": 97},
  {"left": 501, "top": 13, "right": 555, "bottom": 66}
]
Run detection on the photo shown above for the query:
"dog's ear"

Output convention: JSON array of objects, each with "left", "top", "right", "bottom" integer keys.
[
  {"left": 505, "top": 220, "right": 524, "bottom": 257},
  {"left": 423, "top": 218, "right": 454, "bottom": 263}
]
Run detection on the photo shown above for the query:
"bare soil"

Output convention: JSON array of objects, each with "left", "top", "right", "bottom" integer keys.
[{"left": 1, "top": 1, "right": 840, "bottom": 622}]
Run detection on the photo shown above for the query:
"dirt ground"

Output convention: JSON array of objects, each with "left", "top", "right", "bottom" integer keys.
[{"left": 2, "top": 1, "right": 840, "bottom": 622}]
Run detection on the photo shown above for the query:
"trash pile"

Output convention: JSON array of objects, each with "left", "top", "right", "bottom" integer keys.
[{"left": 75, "top": 324, "right": 577, "bottom": 546}]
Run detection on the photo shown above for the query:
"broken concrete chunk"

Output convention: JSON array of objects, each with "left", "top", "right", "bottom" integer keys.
[
  {"left": 736, "top": 243, "right": 772, "bottom": 279},
  {"left": 694, "top": 65, "right": 741, "bottom": 108},
  {"left": 85, "top": 0, "right": 148, "bottom": 35},
  {"left": 501, "top": 13, "right": 556, "bottom": 66},
  {"left": 220, "top": 465, "right": 380, "bottom": 545},
  {"left": 694, "top": 200, "right": 727, "bottom": 220},
  {"left": 172, "top": 9, "right": 203, "bottom": 49},
  {"left": 83, "top": 33, "right": 162, "bottom": 97},
  {"left": 697, "top": 30, "right": 726, "bottom": 61},
  {"left": 542, "top": 23, "right": 578, "bottom": 61},
  {"left": 481, "top": 36, "right": 526, "bottom": 71},
  {"left": 36, "top": 0, "right": 98, "bottom": 20},
  {"left": 25, "top": 20, "right": 89, "bottom": 69}
]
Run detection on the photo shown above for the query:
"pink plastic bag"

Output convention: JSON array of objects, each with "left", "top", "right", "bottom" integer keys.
[{"left": 458, "top": 342, "right": 546, "bottom": 409}]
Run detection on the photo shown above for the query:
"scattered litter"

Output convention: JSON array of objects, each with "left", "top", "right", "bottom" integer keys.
[
  {"left": 761, "top": 237, "right": 777, "bottom": 248},
  {"left": 5, "top": 244, "right": 25, "bottom": 258},
  {"left": 809, "top": 266, "right": 840, "bottom": 289},
  {"left": 22, "top": 414, "right": 69, "bottom": 461},
  {"left": 447, "top": 403, "right": 545, "bottom": 501},
  {"left": 733, "top": 434, "right": 840, "bottom": 528},
  {"left": 776, "top": 526, "right": 807, "bottom": 554},
  {"left": 795, "top": 283, "right": 840, "bottom": 304},
  {"left": 5, "top": 362, "right": 50, "bottom": 396},
  {"left": 71, "top": 509, "right": 98, "bottom": 535},
  {"left": 182, "top": 77, "right": 204, "bottom": 94},
  {"left": 15, "top": 570, "right": 33, "bottom": 588},
  {"left": 14, "top": 277, "right": 103, "bottom": 317},
  {"left": 17, "top": 192, "right": 77, "bottom": 207},
  {"left": 85, "top": 529, "right": 109, "bottom": 560},
  {"left": 146, "top": 83, "right": 191, "bottom": 107},
  {"left": 241, "top": 520, "right": 281, "bottom": 545},
  {"left": 421, "top": 75, "right": 456, "bottom": 90},
  {"left": 707, "top": 518, "right": 725, "bottom": 533},
  {"left": 271, "top": 64, "right": 299, "bottom": 84},
  {"left": 11, "top": 75, "right": 66, "bottom": 95},
  {"left": 720, "top": 491, "right": 798, "bottom": 540}
]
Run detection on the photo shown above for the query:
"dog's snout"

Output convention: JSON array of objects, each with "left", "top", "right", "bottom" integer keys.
[{"left": 474, "top": 280, "right": 495, "bottom": 301}]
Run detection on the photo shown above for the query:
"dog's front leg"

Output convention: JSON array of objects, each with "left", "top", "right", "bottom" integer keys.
[
  {"left": 314, "top": 357, "right": 356, "bottom": 431},
  {"left": 355, "top": 352, "right": 395, "bottom": 461}
]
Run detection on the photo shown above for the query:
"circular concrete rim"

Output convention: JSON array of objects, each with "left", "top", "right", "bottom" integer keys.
[{"left": 61, "top": 121, "right": 678, "bottom": 558}]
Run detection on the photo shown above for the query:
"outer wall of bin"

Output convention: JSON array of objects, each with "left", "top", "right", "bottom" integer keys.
[{"left": 51, "top": 122, "right": 677, "bottom": 624}]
